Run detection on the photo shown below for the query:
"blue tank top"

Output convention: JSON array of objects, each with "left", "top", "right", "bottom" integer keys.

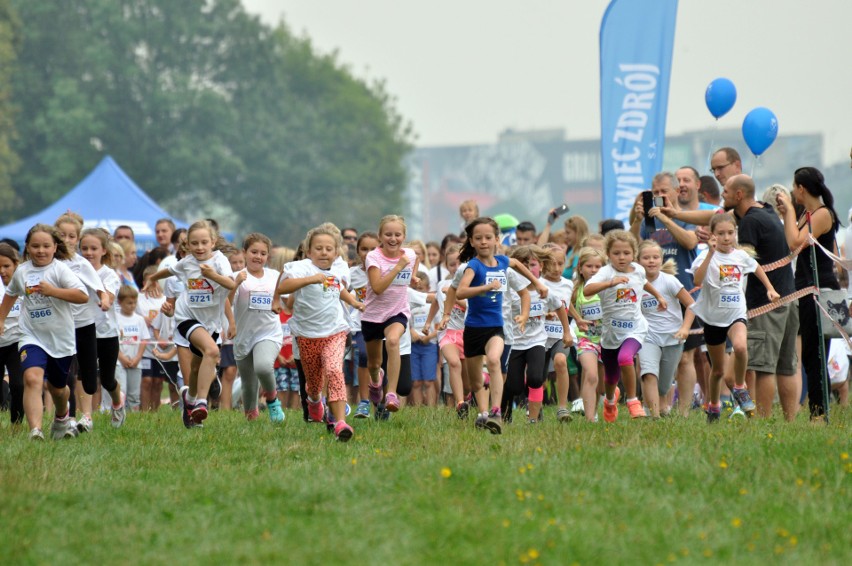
[{"left": 465, "top": 255, "right": 510, "bottom": 328}]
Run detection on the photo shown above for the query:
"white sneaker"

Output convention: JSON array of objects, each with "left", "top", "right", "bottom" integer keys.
[
  {"left": 29, "top": 428, "right": 45, "bottom": 441},
  {"left": 571, "top": 398, "right": 585, "bottom": 415},
  {"left": 111, "top": 392, "right": 127, "bottom": 429},
  {"left": 77, "top": 414, "right": 93, "bottom": 433},
  {"left": 50, "top": 417, "right": 79, "bottom": 440}
]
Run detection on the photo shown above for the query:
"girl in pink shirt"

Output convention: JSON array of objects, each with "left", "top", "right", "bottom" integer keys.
[{"left": 362, "top": 215, "right": 420, "bottom": 412}]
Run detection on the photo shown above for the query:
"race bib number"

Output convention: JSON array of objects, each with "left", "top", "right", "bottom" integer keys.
[
  {"left": 641, "top": 295, "right": 658, "bottom": 313},
  {"left": 249, "top": 292, "right": 273, "bottom": 311},
  {"left": 529, "top": 301, "right": 546, "bottom": 318},
  {"left": 29, "top": 306, "right": 53, "bottom": 323},
  {"left": 187, "top": 278, "right": 213, "bottom": 306},
  {"left": 281, "top": 322, "right": 291, "bottom": 337},
  {"left": 413, "top": 314, "right": 428, "bottom": 329},
  {"left": 392, "top": 268, "right": 412, "bottom": 286},
  {"left": 581, "top": 302, "right": 602, "bottom": 321},
  {"left": 485, "top": 271, "right": 507, "bottom": 293},
  {"left": 610, "top": 318, "right": 635, "bottom": 331},
  {"left": 8, "top": 302, "right": 21, "bottom": 319},
  {"left": 719, "top": 291, "right": 741, "bottom": 308},
  {"left": 545, "top": 322, "right": 563, "bottom": 339}
]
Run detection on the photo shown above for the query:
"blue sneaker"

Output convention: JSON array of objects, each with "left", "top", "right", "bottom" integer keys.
[
  {"left": 728, "top": 406, "right": 746, "bottom": 421},
  {"left": 267, "top": 398, "right": 285, "bottom": 424},
  {"left": 731, "top": 388, "right": 756, "bottom": 418},
  {"left": 374, "top": 403, "right": 390, "bottom": 421},
  {"left": 354, "top": 400, "right": 371, "bottom": 419}
]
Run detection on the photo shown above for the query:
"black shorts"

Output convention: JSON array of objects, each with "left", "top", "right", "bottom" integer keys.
[
  {"left": 683, "top": 317, "right": 705, "bottom": 351},
  {"left": 703, "top": 319, "right": 747, "bottom": 346},
  {"left": 177, "top": 319, "right": 219, "bottom": 358},
  {"left": 145, "top": 359, "right": 179, "bottom": 384},
  {"left": 361, "top": 313, "right": 408, "bottom": 342},
  {"left": 463, "top": 326, "right": 504, "bottom": 358},
  {"left": 219, "top": 344, "right": 236, "bottom": 368}
]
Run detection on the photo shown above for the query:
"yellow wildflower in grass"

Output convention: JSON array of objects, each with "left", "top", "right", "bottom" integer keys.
[
  {"left": 719, "top": 459, "right": 728, "bottom": 469},
  {"left": 440, "top": 467, "right": 452, "bottom": 478},
  {"left": 731, "top": 518, "right": 742, "bottom": 528},
  {"left": 841, "top": 452, "right": 848, "bottom": 460}
]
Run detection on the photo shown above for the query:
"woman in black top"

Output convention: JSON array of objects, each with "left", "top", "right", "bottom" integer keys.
[{"left": 776, "top": 167, "right": 840, "bottom": 420}]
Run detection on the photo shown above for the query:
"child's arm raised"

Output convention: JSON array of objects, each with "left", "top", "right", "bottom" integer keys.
[
  {"left": 691, "top": 248, "right": 715, "bottom": 289},
  {"left": 368, "top": 253, "right": 410, "bottom": 296},
  {"left": 277, "top": 272, "right": 326, "bottom": 295}
]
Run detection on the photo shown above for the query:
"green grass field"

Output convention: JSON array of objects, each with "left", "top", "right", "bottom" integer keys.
[{"left": 1, "top": 404, "right": 850, "bottom": 565}]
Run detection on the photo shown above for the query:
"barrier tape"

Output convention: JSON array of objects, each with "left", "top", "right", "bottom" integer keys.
[
  {"left": 815, "top": 298, "right": 852, "bottom": 351},
  {"left": 808, "top": 234, "right": 852, "bottom": 270},
  {"left": 687, "top": 286, "right": 817, "bottom": 335}
]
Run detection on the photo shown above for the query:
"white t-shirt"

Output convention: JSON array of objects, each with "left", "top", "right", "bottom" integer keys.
[
  {"left": 587, "top": 263, "right": 649, "bottom": 349},
  {"left": 149, "top": 310, "right": 176, "bottom": 360},
  {"left": 232, "top": 267, "right": 284, "bottom": 360},
  {"left": 65, "top": 254, "right": 106, "bottom": 329},
  {"left": 0, "top": 295, "right": 23, "bottom": 348},
  {"left": 6, "top": 259, "right": 88, "bottom": 358},
  {"left": 169, "top": 251, "right": 233, "bottom": 333},
  {"left": 511, "top": 285, "right": 564, "bottom": 350},
  {"left": 689, "top": 248, "right": 757, "bottom": 327},
  {"left": 348, "top": 265, "right": 368, "bottom": 332},
  {"left": 427, "top": 264, "right": 449, "bottom": 292},
  {"left": 502, "top": 268, "right": 534, "bottom": 346},
  {"left": 435, "top": 278, "right": 466, "bottom": 339},
  {"left": 641, "top": 272, "right": 685, "bottom": 347},
  {"left": 541, "top": 276, "right": 574, "bottom": 349},
  {"left": 408, "top": 287, "right": 435, "bottom": 344},
  {"left": 281, "top": 258, "right": 351, "bottom": 339},
  {"left": 94, "top": 266, "right": 121, "bottom": 339},
  {"left": 163, "top": 276, "right": 189, "bottom": 349},
  {"left": 117, "top": 311, "right": 150, "bottom": 361}
]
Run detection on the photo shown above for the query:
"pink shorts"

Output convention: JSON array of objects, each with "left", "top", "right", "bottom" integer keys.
[
  {"left": 439, "top": 329, "right": 465, "bottom": 359},
  {"left": 577, "top": 337, "right": 602, "bottom": 362}
]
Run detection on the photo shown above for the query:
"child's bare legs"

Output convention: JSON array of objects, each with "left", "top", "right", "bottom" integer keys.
[
  {"left": 441, "top": 345, "right": 464, "bottom": 406},
  {"left": 219, "top": 365, "right": 236, "bottom": 410},
  {"left": 578, "top": 352, "right": 599, "bottom": 422},
  {"left": 729, "top": 322, "right": 748, "bottom": 388},
  {"left": 676, "top": 349, "right": 697, "bottom": 416},
  {"left": 553, "top": 352, "right": 569, "bottom": 409},
  {"left": 383, "top": 323, "right": 405, "bottom": 395},
  {"left": 365, "top": 340, "right": 385, "bottom": 387},
  {"left": 357, "top": 366, "right": 371, "bottom": 402},
  {"left": 188, "top": 329, "right": 220, "bottom": 400},
  {"left": 642, "top": 373, "right": 660, "bottom": 418},
  {"left": 23, "top": 368, "right": 45, "bottom": 430},
  {"left": 465, "top": 356, "right": 489, "bottom": 411},
  {"left": 484, "top": 337, "right": 505, "bottom": 411},
  {"left": 706, "top": 343, "right": 727, "bottom": 406}
]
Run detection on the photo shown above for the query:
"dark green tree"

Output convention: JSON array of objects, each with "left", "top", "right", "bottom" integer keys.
[
  {"left": 8, "top": 0, "right": 412, "bottom": 244},
  {"left": 0, "top": 0, "right": 20, "bottom": 212}
]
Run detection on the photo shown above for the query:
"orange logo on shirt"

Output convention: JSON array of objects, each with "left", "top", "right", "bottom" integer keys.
[
  {"left": 719, "top": 265, "right": 741, "bottom": 283},
  {"left": 187, "top": 278, "right": 213, "bottom": 291},
  {"left": 616, "top": 288, "right": 637, "bottom": 303},
  {"left": 322, "top": 275, "right": 341, "bottom": 293},
  {"left": 355, "top": 286, "right": 366, "bottom": 302}
]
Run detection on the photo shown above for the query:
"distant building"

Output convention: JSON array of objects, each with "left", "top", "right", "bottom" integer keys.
[{"left": 405, "top": 128, "right": 823, "bottom": 240}]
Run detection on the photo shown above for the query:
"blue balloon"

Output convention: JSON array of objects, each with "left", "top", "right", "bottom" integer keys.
[
  {"left": 705, "top": 78, "right": 737, "bottom": 119},
  {"left": 741, "top": 107, "right": 779, "bottom": 156}
]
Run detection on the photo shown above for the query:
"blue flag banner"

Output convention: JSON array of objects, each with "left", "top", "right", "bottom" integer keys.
[{"left": 599, "top": 0, "right": 678, "bottom": 222}]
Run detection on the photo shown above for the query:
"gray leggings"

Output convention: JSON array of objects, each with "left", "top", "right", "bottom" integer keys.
[{"left": 236, "top": 340, "right": 280, "bottom": 412}]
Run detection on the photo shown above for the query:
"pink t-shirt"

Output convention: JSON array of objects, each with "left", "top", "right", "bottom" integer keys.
[{"left": 362, "top": 247, "right": 416, "bottom": 323}]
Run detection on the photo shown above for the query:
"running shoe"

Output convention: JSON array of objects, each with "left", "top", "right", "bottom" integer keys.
[
  {"left": 180, "top": 386, "right": 194, "bottom": 429},
  {"left": 556, "top": 407, "right": 572, "bottom": 423},
  {"left": 77, "top": 414, "right": 93, "bottom": 434},
  {"left": 334, "top": 420, "right": 354, "bottom": 442},
  {"left": 50, "top": 416, "right": 79, "bottom": 440},
  {"left": 307, "top": 398, "right": 325, "bottom": 423},
  {"left": 571, "top": 398, "right": 585, "bottom": 415},
  {"left": 728, "top": 406, "right": 746, "bottom": 421},
  {"left": 731, "top": 387, "right": 756, "bottom": 418},
  {"left": 191, "top": 399, "right": 209, "bottom": 424},
  {"left": 456, "top": 401, "right": 470, "bottom": 420},
  {"left": 374, "top": 403, "right": 390, "bottom": 421},
  {"left": 603, "top": 398, "right": 618, "bottom": 423},
  {"left": 485, "top": 409, "right": 503, "bottom": 435},
  {"left": 354, "top": 400, "right": 371, "bottom": 419},
  {"left": 245, "top": 408, "right": 259, "bottom": 421},
  {"left": 385, "top": 392, "right": 401, "bottom": 412},
  {"left": 29, "top": 428, "right": 45, "bottom": 441},
  {"left": 267, "top": 398, "right": 285, "bottom": 423},
  {"left": 474, "top": 412, "right": 488, "bottom": 429},
  {"left": 626, "top": 399, "right": 646, "bottom": 419},
  {"left": 111, "top": 392, "right": 127, "bottom": 429},
  {"left": 707, "top": 407, "right": 721, "bottom": 424},
  {"left": 368, "top": 370, "right": 384, "bottom": 405}
]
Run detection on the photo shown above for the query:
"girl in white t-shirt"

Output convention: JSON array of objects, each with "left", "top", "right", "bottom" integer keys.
[
  {"left": 584, "top": 230, "right": 667, "bottom": 423},
  {"left": 144, "top": 220, "right": 235, "bottom": 427},
  {"left": 636, "top": 241, "right": 695, "bottom": 418},
  {"left": 689, "top": 213, "right": 779, "bottom": 422},
  {"left": 79, "top": 228, "right": 126, "bottom": 428},
  {"left": 362, "top": 215, "right": 420, "bottom": 413},
  {"left": 231, "top": 233, "right": 284, "bottom": 423},
  {"left": 278, "top": 223, "right": 364, "bottom": 442},
  {"left": 350, "top": 232, "right": 379, "bottom": 419},
  {"left": 0, "top": 224, "right": 89, "bottom": 440},
  {"left": 0, "top": 243, "right": 24, "bottom": 426}
]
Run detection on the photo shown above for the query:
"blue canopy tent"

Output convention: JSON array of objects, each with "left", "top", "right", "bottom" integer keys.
[{"left": 0, "top": 156, "right": 187, "bottom": 251}]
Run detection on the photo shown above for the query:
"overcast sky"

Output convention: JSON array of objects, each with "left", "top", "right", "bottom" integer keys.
[{"left": 243, "top": 0, "right": 852, "bottom": 165}]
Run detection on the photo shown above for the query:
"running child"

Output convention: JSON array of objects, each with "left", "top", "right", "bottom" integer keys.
[
  {"left": 409, "top": 270, "right": 438, "bottom": 406},
  {"left": 455, "top": 217, "right": 546, "bottom": 434},
  {"left": 230, "top": 233, "right": 285, "bottom": 423},
  {"left": 0, "top": 224, "right": 89, "bottom": 440},
  {"left": 570, "top": 247, "right": 607, "bottom": 422},
  {"left": 115, "top": 285, "right": 149, "bottom": 410},
  {"left": 349, "top": 232, "right": 379, "bottom": 418},
  {"left": 636, "top": 240, "right": 695, "bottom": 418},
  {"left": 689, "top": 213, "right": 779, "bottom": 422},
  {"left": 0, "top": 243, "right": 24, "bottom": 426},
  {"left": 143, "top": 220, "right": 235, "bottom": 427},
  {"left": 584, "top": 230, "right": 668, "bottom": 423},
  {"left": 277, "top": 223, "right": 363, "bottom": 442},
  {"left": 362, "top": 215, "right": 419, "bottom": 413}
]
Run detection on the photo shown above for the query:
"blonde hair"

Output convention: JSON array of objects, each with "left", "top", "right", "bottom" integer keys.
[
  {"left": 406, "top": 239, "right": 429, "bottom": 269},
  {"left": 571, "top": 246, "right": 607, "bottom": 305},
  {"left": 182, "top": 220, "right": 226, "bottom": 254},
  {"left": 55, "top": 212, "right": 84, "bottom": 237},
  {"left": 118, "top": 238, "right": 135, "bottom": 259},
  {"left": 638, "top": 240, "right": 677, "bottom": 276},
  {"left": 303, "top": 222, "right": 342, "bottom": 254},
  {"left": 509, "top": 244, "right": 555, "bottom": 278},
  {"left": 604, "top": 229, "right": 638, "bottom": 259},
  {"left": 564, "top": 215, "right": 590, "bottom": 248},
  {"left": 709, "top": 213, "right": 756, "bottom": 257},
  {"left": 268, "top": 247, "right": 295, "bottom": 272},
  {"left": 80, "top": 227, "right": 116, "bottom": 269},
  {"left": 580, "top": 233, "right": 606, "bottom": 250},
  {"left": 243, "top": 233, "right": 273, "bottom": 253},
  {"left": 459, "top": 200, "right": 479, "bottom": 216},
  {"left": 378, "top": 215, "right": 407, "bottom": 239},
  {"left": 548, "top": 228, "right": 568, "bottom": 246}
]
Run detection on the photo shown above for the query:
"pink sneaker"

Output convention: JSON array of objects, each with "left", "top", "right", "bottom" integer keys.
[
  {"left": 385, "top": 392, "right": 400, "bottom": 412},
  {"left": 368, "top": 370, "right": 385, "bottom": 405},
  {"left": 334, "top": 421, "right": 354, "bottom": 442},
  {"left": 245, "top": 408, "right": 259, "bottom": 421},
  {"left": 307, "top": 398, "right": 324, "bottom": 423},
  {"left": 626, "top": 399, "right": 646, "bottom": 419}
]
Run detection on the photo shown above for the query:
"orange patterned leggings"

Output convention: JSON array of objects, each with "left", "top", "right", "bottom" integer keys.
[{"left": 296, "top": 332, "right": 348, "bottom": 403}]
